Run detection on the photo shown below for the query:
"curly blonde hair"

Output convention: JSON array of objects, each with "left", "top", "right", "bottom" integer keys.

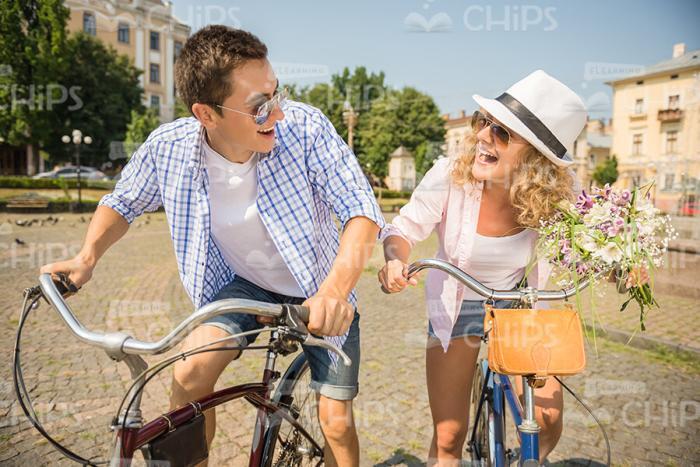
[{"left": 451, "top": 135, "right": 574, "bottom": 228}]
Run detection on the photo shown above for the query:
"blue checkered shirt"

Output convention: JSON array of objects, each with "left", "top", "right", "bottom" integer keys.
[{"left": 99, "top": 101, "right": 384, "bottom": 349}]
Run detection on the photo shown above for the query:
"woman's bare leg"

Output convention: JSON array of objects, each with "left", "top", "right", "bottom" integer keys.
[
  {"left": 426, "top": 336, "right": 482, "bottom": 466},
  {"left": 514, "top": 376, "right": 564, "bottom": 463}
]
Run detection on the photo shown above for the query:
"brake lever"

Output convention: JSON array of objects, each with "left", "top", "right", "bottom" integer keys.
[
  {"left": 304, "top": 335, "right": 352, "bottom": 367},
  {"left": 281, "top": 304, "right": 352, "bottom": 367},
  {"left": 52, "top": 272, "right": 80, "bottom": 296}
]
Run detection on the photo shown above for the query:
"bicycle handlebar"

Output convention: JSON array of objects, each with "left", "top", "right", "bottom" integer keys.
[
  {"left": 37, "top": 273, "right": 351, "bottom": 366},
  {"left": 405, "top": 258, "right": 590, "bottom": 302}
]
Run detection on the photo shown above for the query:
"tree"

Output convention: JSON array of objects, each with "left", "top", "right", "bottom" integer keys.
[
  {"left": 358, "top": 87, "right": 445, "bottom": 179},
  {"left": 0, "top": 0, "right": 70, "bottom": 171},
  {"left": 592, "top": 155, "right": 619, "bottom": 187},
  {"left": 125, "top": 107, "right": 160, "bottom": 158},
  {"left": 174, "top": 96, "right": 191, "bottom": 119},
  {"left": 291, "top": 67, "right": 387, "bottom": 157},
  {"left": 290, "top": 68, "right": 444, "bottom": 180},
  {"left": 42, "top": 33, "right": 143, "bottom": 167}
]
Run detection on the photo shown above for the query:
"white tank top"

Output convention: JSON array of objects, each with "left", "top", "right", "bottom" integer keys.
[
  {"left": 461, "top": 228, "right": 536, "bottom": 301},
  {"left": 203, "top": 138, "right": 304, "bottom": 298}
]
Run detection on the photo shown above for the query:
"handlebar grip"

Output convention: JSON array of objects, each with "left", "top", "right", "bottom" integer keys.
[{"left": 286, "top": 304, "right": 310, "bottom": 323}]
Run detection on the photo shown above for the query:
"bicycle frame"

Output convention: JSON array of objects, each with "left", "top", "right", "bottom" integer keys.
[
  {"left": 404, "top": 258, "right": 593, "bottom": 467},
  {"left": 471, "top": 357, "right": 541, "bottom": 466},
  {"left": 32, "top": 276, "right": 344, "bottom": 467},
  {"left": 109, "top": 333, "right": 321, "bottom": 467}
]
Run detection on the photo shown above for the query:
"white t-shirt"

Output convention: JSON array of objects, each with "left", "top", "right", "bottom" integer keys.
[
  {"left": 462, "top": 229, "right": 536, "bottom": 301},
  {"left": 203, "top": 137, "right": 304, "bottom": 298}
]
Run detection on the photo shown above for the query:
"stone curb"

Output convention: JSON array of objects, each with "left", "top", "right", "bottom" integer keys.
[{"left": 587, "top": 324, "right": 700, "bottom": 358}]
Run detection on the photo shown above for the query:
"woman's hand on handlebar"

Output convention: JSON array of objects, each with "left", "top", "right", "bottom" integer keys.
[{"left": 378, "top": 259, "right": 418, "bottom": 293}]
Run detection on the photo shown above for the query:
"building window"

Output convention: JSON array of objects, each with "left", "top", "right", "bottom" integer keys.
[
  {"left": 149, "top": 64, "right": 160, "bottom": 83},
  {"left": 118, "top": 22, "right": 130, "bottom": 43},
  {"left": 668, "top": 94, "right": 680, "bottom": 109},
  {"left": 150, "top": 95, "right": 160, "bottom": 115},
  {"left": 83, "top": 12, "right": 96, "bottom": 36},
  {"left": 634, "top": 98, "right": 644, "bottom": 114},
  {"left": 150, "top": 31, "right": 160, "bottom": 51},
  {"left": 665, "top": 130, "right": 678, "bottom": 154},
  {"left": 664, "top": 174, "right": 675, "bottom": 191},
  {"left": 632, "top": 133, "right": 643, "bottom": 156},
  {"left": 174, "top": 41, "right": 183, "bottom": 62}
]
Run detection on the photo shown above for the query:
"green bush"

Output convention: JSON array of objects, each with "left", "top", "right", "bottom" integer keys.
[{"left": 0, "top": 176, "right": 115, "bottom": 190}]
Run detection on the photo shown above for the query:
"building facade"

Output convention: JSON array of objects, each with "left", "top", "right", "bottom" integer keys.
[
  {"left": 443, "top": 110, "right": 473, "bottom": 159},
  {"left": 385, "top": 146, "right": 416, "bottom": 191},
  {"left": 608, "top": 43, "right": 700, "bottom": 213},
  {"left": 572, "top": 119, "right": 613, "bottom": 189},
  {"left": 65, "top": 0, "right": 191, "bottom": 122}
]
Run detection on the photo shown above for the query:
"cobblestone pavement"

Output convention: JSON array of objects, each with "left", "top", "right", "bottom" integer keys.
[{"left": 0, "top": 213, "right": 698, "bottom": 466}]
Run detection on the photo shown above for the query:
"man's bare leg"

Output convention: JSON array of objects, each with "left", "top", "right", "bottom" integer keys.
[
  {"left": 317, "top": 394, "right": 359, "bottom": 467},
  {"left": 170, "top": 325, "right": 241, "bottom": 467}
]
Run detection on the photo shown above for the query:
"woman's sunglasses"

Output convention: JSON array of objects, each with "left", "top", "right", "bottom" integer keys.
[
  {"left": 471, "top": 110, "right": 512, "bottom": 146},
  {"left": 217, "top": 87, "right": 289, "bottom": 125}
]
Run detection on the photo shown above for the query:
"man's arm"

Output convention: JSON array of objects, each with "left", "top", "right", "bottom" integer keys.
[
  {"left": 40, "top": 206, "right": 129, "bottom": 288},
  {"left": 40, "top": 139, "right": 161, "bottom": 289},
  {"left": 302, "top": 109, "right": 385, "bottom": 336},
  {"left": 306, "top": 216, "right": 379, "bottom": 336}
]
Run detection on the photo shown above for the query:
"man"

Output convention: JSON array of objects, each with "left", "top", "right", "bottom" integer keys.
[{"left": 41, "top": 25, "right": 384, "bottom": 466}]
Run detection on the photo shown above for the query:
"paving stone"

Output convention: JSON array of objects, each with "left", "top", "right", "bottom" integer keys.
[{"left": 0, "top": 212, "right": 697, "bottom": 466}]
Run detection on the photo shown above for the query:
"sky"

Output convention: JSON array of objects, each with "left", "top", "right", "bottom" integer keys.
[{"left": 171, "top": 0, "right": 700, "bottom": 120}]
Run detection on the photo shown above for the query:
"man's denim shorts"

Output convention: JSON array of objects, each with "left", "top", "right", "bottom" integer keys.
[
  {"left": 428, "top": 298, "right": 516, "bottom": 340},
  {"left": 202, "top": 275, "right": 360, "bottom": 401}
]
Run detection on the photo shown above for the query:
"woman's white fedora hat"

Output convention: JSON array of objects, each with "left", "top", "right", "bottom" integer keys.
[{"left": 472, "top": 69, "right": 587, "bottom": 167}]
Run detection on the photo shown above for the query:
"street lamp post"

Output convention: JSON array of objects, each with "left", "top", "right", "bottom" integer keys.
[
  {"left": 342, "top": 100, "right": 358, "bottom": 151},
  {"left": 62, "top": 129, "right": 92, "bottom": 211}
]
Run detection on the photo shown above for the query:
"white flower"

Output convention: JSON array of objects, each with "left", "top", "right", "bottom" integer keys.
[
  {"left": 583, "top": 203, "right": 609, "bottom": 225},
  {"left": 635, "top": 199, "right": 658, "bottom": 218},
  {"left": 593, "top": 242, "right": 623, "bottom": 265},
  {"left": 576, "top": 232, "right": 599, "bottom": 252},
  {"left": 636, "top": 220, "right": 655, "bottom": 236}
]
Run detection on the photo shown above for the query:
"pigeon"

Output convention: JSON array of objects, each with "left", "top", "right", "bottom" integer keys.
[{"left": 15, "top": 238, "right": 25, "bottom": 246}]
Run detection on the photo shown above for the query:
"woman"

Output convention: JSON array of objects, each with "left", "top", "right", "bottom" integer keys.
[{"left": 378, "top": 70, "right": 587, "bottom": 465}]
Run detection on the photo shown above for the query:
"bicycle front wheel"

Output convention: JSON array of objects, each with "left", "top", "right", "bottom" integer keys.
[
  {"left": 469, "top": 358, "right": 493, "bottom": 466},
  {"left": 261, "top": 352, "right": 325, "bottom": 467}
]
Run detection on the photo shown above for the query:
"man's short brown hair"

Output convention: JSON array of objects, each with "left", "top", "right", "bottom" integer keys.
[{"left": 175, "top": 25, "right": 268, "bottom": 115}]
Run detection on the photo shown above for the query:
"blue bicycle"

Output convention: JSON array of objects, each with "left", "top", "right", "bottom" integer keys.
[{"left": 407, "top": 259, "right": 611, "bottom": 467}]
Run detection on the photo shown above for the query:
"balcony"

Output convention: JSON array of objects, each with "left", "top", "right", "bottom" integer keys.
[
  {"left": 629, "top": 112, "right": 647, "bottom": 121},
  {"left": 658, "top": 108, "right": 683, "bottom": 122}
]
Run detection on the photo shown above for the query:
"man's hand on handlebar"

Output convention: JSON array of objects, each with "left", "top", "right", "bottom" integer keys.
[
  {"left": 40, "top": 255, "right": 94, "bottom": 297},
  {"left": 378, "top": 259, "right": 418, "bottom": 294},
  {"left": 303, "top": 292, "right": 354, "bottom": 337}
]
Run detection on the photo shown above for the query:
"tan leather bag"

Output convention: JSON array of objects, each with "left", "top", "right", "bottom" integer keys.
[{"left": 483, "top": 303, "right": 586, "bottom": 377}]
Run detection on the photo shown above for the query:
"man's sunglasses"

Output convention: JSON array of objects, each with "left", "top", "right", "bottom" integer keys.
[
  {"left": 217, "top": 87, "right": 289, "bottom": 125},
  {"left": 471, "top": 110, "right": 513, "bottom": 146}
]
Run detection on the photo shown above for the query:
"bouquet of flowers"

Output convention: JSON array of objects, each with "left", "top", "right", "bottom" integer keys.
[{"left": 537, "top": 184, "right": 676, "bottom": 330}]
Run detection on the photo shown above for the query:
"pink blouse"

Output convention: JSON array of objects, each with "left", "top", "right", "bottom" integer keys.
[{"left": 381, "top": 157, "right": 552, "bottom": 352}]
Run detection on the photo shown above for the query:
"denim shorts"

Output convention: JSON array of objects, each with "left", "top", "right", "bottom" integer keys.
[
  {"left": 202, "top": 275, "right": 361, "bottom": 401},
  {"left": 428, "top": 298, "right": 516, "bottom": 339}
]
